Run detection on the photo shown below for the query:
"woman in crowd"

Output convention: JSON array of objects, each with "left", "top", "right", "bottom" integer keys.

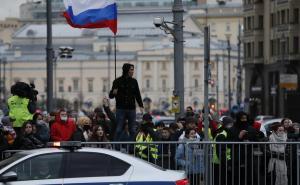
[
  {"left": 89, "top": 125, "right": 111, "bottom": 149},
  {"left": 268, "top": 123, "right": 288, "bottom": 185},
  {"left": 175, "top": 128, "right": 204, "bottom": 185},
  {"left": 72, "top": 116, "right": 92, "bottom": 142},
  {"left": 20, "top": 122, "right": 44, "bottom": 150}
]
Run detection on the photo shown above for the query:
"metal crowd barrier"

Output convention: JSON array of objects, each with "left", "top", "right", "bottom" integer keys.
[{"left": 2, "top": 141, "right": 300, "bottom": 185}]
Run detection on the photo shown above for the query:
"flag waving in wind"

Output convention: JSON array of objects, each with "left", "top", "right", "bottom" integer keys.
[{"left": 63, "top": 0, "right": 117, "bottom": 35}]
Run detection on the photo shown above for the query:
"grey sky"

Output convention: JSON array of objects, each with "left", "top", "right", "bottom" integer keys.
[{"left": 0, "top": 0, "right": 27, "bottom": 20}]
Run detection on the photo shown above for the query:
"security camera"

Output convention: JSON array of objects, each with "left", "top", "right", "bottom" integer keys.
[{"left": 153, "top": 17, "right": 164, "bottom": 27}]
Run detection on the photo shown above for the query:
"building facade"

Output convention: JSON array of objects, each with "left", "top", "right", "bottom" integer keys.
[
  {"left": 0, "top": 0, "right": 242, "bottom": 112},
  {"left": 2, "top": 22, "right": 240, "bottom": 112},
  {"left": 0, "top": 18, "right": 21, "bottom": 44},
  {"left": 243, "top": 0, "right": 300, "bottom": 121}
]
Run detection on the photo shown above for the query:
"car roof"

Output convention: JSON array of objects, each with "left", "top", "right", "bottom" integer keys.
[{"left": 262, "top": 118, "right": 283, "bottom": 125}]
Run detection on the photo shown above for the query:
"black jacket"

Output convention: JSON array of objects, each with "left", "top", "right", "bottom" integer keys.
[
  {"left": 109, "top": 76, "right": 143, "bottom": 110},
  {"left": 71, "top": 126, "right": 86, "bottom": 142},
  {"left": 20, "top": 134, "right": 44, "bottom": 150}
]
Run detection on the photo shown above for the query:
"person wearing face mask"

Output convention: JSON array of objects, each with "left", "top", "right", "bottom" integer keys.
[
  {"left": 135, "top": 113, "right": 160, "bottom": 163},
  {"left": 229, "top": 111, "right": 258, "bottom": 185},
  {"left": 185, "top": 106, "right": 195, "bottom": 117},
  {"left": 175, "top": 128, "right": 204, "bottom": 185},
  {"left": 268, "top": 123, "right": 288, "bottom": 185},
  {"left": 71, "top": 116, "right": 92, "bottom": 142},
  {"left": 212, "top": 116, "right": 233, "bottom": 185},
  {"left": 50, "top": 109, "right": 76, "bottom": 141}
]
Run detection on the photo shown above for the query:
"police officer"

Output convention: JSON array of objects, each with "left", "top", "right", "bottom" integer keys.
[
  {"left": 212, "top": 116, "right": 233, "bottom": 185},
  {"left": 8, "top": 82, "right": 37, "bottom": 148},
  {"left": 135, "top": 113, "right": 160, "bottom": 164}
]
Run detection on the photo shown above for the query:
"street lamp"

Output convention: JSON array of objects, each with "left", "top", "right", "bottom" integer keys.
[
  {"left": 0, "top": 58, "right": 2, "bottom": 102},
  {"left": 53, "top": 46, "right": 74, "bottom": 109},
  {"left": 215, "top": 54, "right": 219, "bottom": 114},
  {"left": 46, "top": 0, "right": 54, "bottom": 112},
  {"left": 153, "top": 0, "right": 184, "bottom": 118},
  {"left": 2, "top": 58, "right": 7, "bottom": 101},
  {"left": 225, "top": 34, "right": 232, "bottom": 112},
  {"left": 107, "top": 37, "right": 112, "bottom": 90},
  {"left": 236, "top": 24, "right": 242, "bottom": 109},
  {"left": 280, "top": 33, "right": 287, "bottom": 117}
]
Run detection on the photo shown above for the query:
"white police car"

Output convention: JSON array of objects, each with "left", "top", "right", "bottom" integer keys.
[{"left": 0, "top": 142, "right": 188, "bottom": 185}]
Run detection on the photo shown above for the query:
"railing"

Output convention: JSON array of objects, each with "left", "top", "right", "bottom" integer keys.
[{"left": 2, "top": 141, "right": 300, "bottom": 185}]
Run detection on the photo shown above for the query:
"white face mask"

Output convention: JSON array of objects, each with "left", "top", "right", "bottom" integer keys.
[
  {"left": 60, "top": 116, "right": 68, "bottom": 122},
  {"left": 276, "top": 132, "right": 285, "bottom": 138},
  {"left": 225, "top": 123, "right": 233, "bottom": 129}
]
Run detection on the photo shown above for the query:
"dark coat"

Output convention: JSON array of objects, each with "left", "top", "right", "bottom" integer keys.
[
  {"left": 109, "top": 76, "right": 143, "bottom": 110},
  {"left": 20, "top": 134, "right": 44, "bottom": 150},
  {"left": 71, "top": 126, "right": 86, "bottom": 142}
]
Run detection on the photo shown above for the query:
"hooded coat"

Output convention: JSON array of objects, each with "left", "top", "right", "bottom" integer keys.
[
  {"left": 109, "top": 63, "right": 143, "bottom": 110},
  {"left": 268, "top": 132, "right": 288, "bottom": 185},
  {"left": 50, "top": 112, "right": 76, "bottom": 141}
]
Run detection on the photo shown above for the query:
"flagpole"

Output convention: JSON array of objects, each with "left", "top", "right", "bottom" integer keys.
[{"left": 114, "top": 35, "right": 117, "bottom": 80}]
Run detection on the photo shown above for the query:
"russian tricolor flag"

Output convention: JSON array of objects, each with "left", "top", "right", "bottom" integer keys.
[{"left": 63, "top": 0, "right": 117, "bottom": 35}]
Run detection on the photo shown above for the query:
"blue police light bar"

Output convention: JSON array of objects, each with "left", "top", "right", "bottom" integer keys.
[{"left": 47, "top": 141, "right": 82, "bottom": 149}]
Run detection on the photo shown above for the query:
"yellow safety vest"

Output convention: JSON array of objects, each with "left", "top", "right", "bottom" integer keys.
[
  {"left": 212, "top": 130, "right": 231, "bottom": 164},
  {"left": 135, "top": 132, "right": 158, "bottom": 160},
  {"left": 8, "top": 95, "right": 33, "bottom": 128},
  {"left": 202, "top": 128, "right": 213, "bottom": 140}
]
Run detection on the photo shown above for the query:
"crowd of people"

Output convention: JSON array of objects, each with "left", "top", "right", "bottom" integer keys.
[
  {"left": 0, "top": 63, "right": 299, "bottom": 185},
  {"left": 0, "top": 101, "right": 299, "bottom": 185}
]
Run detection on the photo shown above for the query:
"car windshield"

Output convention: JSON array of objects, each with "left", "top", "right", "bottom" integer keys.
[{"left": 0, "top": 153, "right": 28, "bottom": 170}]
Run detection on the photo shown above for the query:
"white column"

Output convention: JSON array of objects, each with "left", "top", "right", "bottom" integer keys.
[{"left": 136, "top": 60, "right": 142, "bottom": 86}]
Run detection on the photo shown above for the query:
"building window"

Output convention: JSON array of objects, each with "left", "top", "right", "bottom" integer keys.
[
  {"left": 258, "top": 41, "right": 264, "bottom": 57},
  {"left": 211, "top": 22, "right": 216, "bottom": 32},
  {"left": 161, "top": 62, "right": 167, "bottom": 70},
  {"left": 271, "top": 40, "right": 275, "bottom": 56},
  {"left": 162, "top": 79, "right": 166, "bottom": 91},
  {"left": 195, "top": 79, "right": 199, "bottom": 88},
  {"left": 43, "top": 78, "right": 47, "bottom": 92},
  {"left": 271, "top": 13, "right": 274, "bottom": 27},
  {"left": 247, "top": 43, "right": 252, "bottom": 58},
  {"left": 146, "top": 62, "right": 151, "bottom": 70},
  {"left": 258, "top": 15, "right": 264, "bottom": 29},
  {"left": 226, "top": 23, "right": 231, "bottom": 31},
  {"left": 247, "top": 17, "right": 251, "bottom": 30},
  {"left": 281, "top": 10, "right": 286, "bottom": 24},
  {"left": 194, "top": 61, "right": 199, "bottom": 70},
  {"left": 58, "top": 79, "right": 64, "bottom": 92},
  {"left": 88, "top": 78, "right": 94, "bottom": 92},
  {"left": 294, "top": 8, "right": 299, "bottom": 24},
  {"left": 145, "top": 79, "right": 150, "bottom": 89},
  {"left": 294, "top": 37, "right": 299, "bottom": 54},
  {"left": 73, "top": 78, "right": 79, "bottom": 92},
  {"left": 102, "top": 79, "right": 108, "bottom": 92}
]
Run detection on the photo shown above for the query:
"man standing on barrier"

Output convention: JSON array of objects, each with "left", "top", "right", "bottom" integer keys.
[{"left": 109, "top": 63, "right": 144, "bottom": 141}]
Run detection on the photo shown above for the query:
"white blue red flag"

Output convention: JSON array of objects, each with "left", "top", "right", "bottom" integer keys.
[{"left": 63, "top": 0, "right": 117, "bottom": 35}]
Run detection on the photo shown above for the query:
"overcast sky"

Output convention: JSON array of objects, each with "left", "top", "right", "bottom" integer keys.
[{"left": 0, "top": 0, "right": 27, "bottom": 20}]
